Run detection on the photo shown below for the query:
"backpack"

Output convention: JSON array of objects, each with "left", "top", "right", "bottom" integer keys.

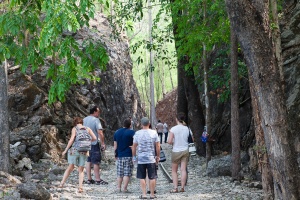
[{"left": 74, "top": 126, "right": 92, "bottom": 152}]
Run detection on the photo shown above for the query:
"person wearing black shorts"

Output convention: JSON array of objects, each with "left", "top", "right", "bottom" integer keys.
[{"left": 132, "top": 117, "right": 160, "bottom": 199}]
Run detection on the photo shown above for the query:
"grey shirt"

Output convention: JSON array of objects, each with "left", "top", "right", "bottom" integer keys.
[{"left": 83, "top": 116, "right": 103, "bottom": 145}]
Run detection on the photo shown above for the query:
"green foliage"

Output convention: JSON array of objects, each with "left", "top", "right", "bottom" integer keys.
[
  {"left": 208, "top": 49, "right": 248, "bottom": 103},
  {"left": 0, "top": 0, "right": 109, "bottom": 104}
]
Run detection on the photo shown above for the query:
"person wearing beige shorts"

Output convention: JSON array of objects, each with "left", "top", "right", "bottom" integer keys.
[
  {"left": 171, "top": 149, "right": 189, "bottom": 164},
  {"left": 168, "top": 113, "right": 193, "bottom": 193}
]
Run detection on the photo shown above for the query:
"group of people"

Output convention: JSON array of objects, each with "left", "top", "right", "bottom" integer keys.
[
  {"left": 58, "top": 106, "right": 108, "bottom": 193},
  {"left": 114, "top": 112, "right": 193, "bottom": 199},
  {"left": 58, "top": 105, "right": 193, "bottom": 199}
]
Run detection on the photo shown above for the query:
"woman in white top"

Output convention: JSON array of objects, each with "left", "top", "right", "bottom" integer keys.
[{"left": 167, "top": 112, "right": 193, "bottom": 193}]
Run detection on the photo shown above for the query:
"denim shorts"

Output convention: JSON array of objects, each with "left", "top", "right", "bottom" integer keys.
[
  {"left": 137, "top": 163, "right": 157, "bottom": 180},
  {"left": 67, "top": 148, "right": 87, "bottom": 167},
  {"left": 87, "top": 143, "right": 101, "bottom": 164}
]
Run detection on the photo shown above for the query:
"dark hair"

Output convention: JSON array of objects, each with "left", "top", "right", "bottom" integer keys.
[
  {"left": 158, "top": 120, "right": 161, "bottom": 123},
  {"left": 123, "top": 118, "right": 131, "bottom": 128},
  {"left": 177, "top": 112, "right": 186, "bottom": 124},
  {"left": 73, "top": 117, "right": 83, "bottom": 126},
  {"left": 90, "top": 106, "right": 100, "bottom": 114}
]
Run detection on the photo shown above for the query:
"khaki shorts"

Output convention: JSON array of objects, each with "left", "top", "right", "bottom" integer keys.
[{"left": 171, "top": 149, "right": 189, "bottom": 164}]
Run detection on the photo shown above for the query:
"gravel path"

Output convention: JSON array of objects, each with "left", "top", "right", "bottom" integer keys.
[{"left": 50, "top": 144, "right": 263, "bottom": 200}]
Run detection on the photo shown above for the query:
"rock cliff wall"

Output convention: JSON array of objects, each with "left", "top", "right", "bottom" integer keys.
[{"left": 8, "top": 13, "right": 145, "bottom": 169}]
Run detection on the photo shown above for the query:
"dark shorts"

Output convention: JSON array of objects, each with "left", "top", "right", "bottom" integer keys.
[
  {"left": 87, "top": 143, "right": 101, "bottom": 164},
  {"left": 137, "top": 163, "right": 157, "bottom": 180}
]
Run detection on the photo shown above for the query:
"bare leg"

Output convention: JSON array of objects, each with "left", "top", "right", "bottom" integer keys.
[
  {"left": 123, "top": 176, "right": 130, "bottom": 191},
  {"left": 78, "top": 166, "right": 84, "bottom": 189},
  {"left": 117, "top": 177, "right": 123, "bottom": 190},
  {"left": 94, "top": 164, "right": 100, "bottom": 181},
  {"left": 60, "top": 164, "right": 74, "bottom": 186},
  {"left": 149, "top": 179, "right": 156, "bottom": 197},
  {"left": 140, "top": 179, "right": 147, "bottom": 197},
  {"left": 180, "top": 161, "right": 188, "bottom": 190},
  {"left": 146, "top": 176, "right": 149, "bottom": 192},
  {"left": 85, "top": 161, "right": 92, "bottom": 180},
  {"left": 171, "top": 163, "right": 178, "bottom": 189}
]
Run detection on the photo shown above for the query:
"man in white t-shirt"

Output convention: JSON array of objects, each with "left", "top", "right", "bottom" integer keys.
[
  {"left": 132, "top": 117, "right": 160, "bottom": 199},
  {"left": 163, "top": 122, "right": 168, "bottom": 143}
]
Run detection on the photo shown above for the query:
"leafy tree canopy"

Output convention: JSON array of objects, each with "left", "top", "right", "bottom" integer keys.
[{"left": 0, "top": 0, "right": 109, "bottom": 104}]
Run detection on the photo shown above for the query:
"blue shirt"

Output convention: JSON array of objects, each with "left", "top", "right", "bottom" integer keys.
[{"left": 114, "top": 128, "right": 135, "bottom": 157}]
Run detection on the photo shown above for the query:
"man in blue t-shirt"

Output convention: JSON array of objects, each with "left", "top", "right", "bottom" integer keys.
[{"left": 114, "top": 118, "right": 135, "bottom": 192}]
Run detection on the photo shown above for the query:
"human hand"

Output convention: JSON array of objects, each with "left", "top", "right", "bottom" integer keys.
[
  {"left": 155, "top": 157, "right": 160, "bottom": 163},
  {"left": 62, "top": 150, "right": 67, "bottom": 156},
  {"left": 101, "top": 144, "right": 106, "bottom": 151}
]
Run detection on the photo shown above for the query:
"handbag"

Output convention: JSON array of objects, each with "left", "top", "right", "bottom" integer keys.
[
  {"left": 159, "top": 146, "right": 166, "bottom": 162},
  {"left": 188, "top": 127, "right": 196, "bottom": 154}
]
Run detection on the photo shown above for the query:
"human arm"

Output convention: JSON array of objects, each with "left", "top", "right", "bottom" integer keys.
[
  {"left": 132, "top": 143, "right": 138, "bottom": 161},
  {"left": 87, "top": 127, "right": 97, "bottom": 142},
  {"left": 155, "top": 142, "right": 160, "bottom": 163},
  {"left": 114, "top": 141, "right": 118, "bottom": 160},
  {"left": 167, "top": 131, "right": 174, "bottom": 145},
  {"left": 62, "top": 127, "right": 76, "bottom": 156},
  {"left": 98, "top": 129, "right": 105, "bottom": 150}
]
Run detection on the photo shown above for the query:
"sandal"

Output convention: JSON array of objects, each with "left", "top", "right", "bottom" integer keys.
[
  {"left": 95, "top": 179, "right": 108, "bottom": 185},
  {"left": 170, "top": 188, "right": 178, "bottom": 193},
  {"left": 139, "top": 195, "right": 147, "bottom": 199},
  {"left": 57, "top": 183, "right": 64, "bottom": 188},
  {"left": 78, "top": 187, "right": 83, "bottom": 193},
  {"left": 83, "top": 179, "right": 95, "bottom": 184},
  {"left": 150, "top": 195, "right": 157, "bottom": 199},
  {"left": 180, "top": 188, "right": 185, "bottom": 192}
]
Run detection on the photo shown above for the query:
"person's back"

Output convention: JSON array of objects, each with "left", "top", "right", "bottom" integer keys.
[
  {"left": 114, "top": 118, "right": 135, "bottom": 192},
  {"left": 163, "top": 123, "right": 168, "bottom": 133},
  {"left": 134, "top": 129, "right": 158, "bottom": 164},
  {"left": 114, "top": 128, "right": 135, "bottom": 157},
  {"left": 170, "top": 124, "right": 189, "bottom": 152},
  {"left": 83, "top": 115, "right": 101, "bottom": 145},
  {"left": 156, "top": 122, "right": 164, "bottom": 133}
]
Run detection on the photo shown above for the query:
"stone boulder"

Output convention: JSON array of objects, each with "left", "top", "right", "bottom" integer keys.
[{"left": 17, "top": 183, "right": 51, "bottom": 200}]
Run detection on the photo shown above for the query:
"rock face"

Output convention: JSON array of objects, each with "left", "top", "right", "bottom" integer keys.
[
  {"left": 281, "top": 2, "right": 300, "bottom": 155},
  {"left": 8, "top": 13, "right": 145, "bottom": 168}
]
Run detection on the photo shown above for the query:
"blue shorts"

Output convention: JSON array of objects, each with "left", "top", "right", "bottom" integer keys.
[
  {"left": 137, "top": 163, "right": 157, "bottom": 180},
  {"left": 67, "top": 148, "right": 87, "bottom": 167},
  {"left": 87, "top": 143, "right": 101, "bottom": 164}
]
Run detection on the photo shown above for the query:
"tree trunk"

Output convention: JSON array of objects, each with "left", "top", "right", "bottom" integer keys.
[
  {"left": 226, "top": 1, "right": 300, "bottom": 199},
  {"left": 177, "top": 62, "right": 188, "bottom": 115},
  {"left": 249, "top": 75, "right": 274, "bottom": 200},
  {"left": 230, "top": 26, "right": 241, "bottom": 181},
  {"left": 270, "top": 0, "right": 284, "bottom": 92},
  {"left": 0, "top": 60, "right": 10, "bottom": 173},
  {"left": 148, "top": 0, "right": 157, "bottom": 126},
  {"left": 203, "top": 42, "right": 212, "bottom": 164},
  {"left": 183, "top": 67, "right": 206, "bottom": 156}
]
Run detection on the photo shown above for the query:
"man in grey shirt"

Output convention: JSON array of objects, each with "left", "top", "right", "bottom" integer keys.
[{"left": 83, "top": 106, "right": 108, "bottom": 185}]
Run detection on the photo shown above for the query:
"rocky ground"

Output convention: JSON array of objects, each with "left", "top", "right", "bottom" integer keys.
[{"left": 47, "top": 143, "right": 263, "bottom": 200}]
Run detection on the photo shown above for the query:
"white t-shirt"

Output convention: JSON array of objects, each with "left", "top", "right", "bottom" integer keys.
[
  {"left": 133, "top": 129, "right": 159, "bottom": 164},
  {"left": 170, "top": 124, "right": 192, "bottom": 152},
  {"left": 163, "top": 123, "right": 168, "bottom": 133}
]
